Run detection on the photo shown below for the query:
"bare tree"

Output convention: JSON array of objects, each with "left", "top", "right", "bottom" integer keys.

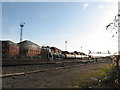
[
  {"left": 106, "top": 11, "right": 120, "bottom": 64},
  {"left": 106, "top": 11, "right": 120, "bottom": 87}
]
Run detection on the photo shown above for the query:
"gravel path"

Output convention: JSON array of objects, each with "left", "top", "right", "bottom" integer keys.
[{"left": 2, "top": 61, "right": 111, "bottom": 88}]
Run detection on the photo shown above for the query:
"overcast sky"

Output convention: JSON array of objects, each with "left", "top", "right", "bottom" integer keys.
[{"left": 2, "top": 1, "right": 119, "bottom": 54}]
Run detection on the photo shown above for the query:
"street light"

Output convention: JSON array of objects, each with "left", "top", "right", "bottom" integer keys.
[
  {"left": 81, "top": 46, "right": 82, "bottom": 52},
  {"left": 19, "top": 22, "right": 25, "bottom": 58},
  {"left": 20, "top": 22, "right": 25, "bottom": 42},
  {"left": 65, "top": 40, "right": 68, "bottom": 51}
]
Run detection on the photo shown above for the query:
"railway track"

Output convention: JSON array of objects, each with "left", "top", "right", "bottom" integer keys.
[
  {"left": 2, "top": 59, "right": 90, "bottom": 67},
  {"left": 1, "top": 63, "right": 86, "bottom": 78},
  {"left": 2, "top": 58, "right": 111, "bottom": 78}
]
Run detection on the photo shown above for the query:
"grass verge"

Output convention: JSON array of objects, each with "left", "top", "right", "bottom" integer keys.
[{"left": 67, "top": 64, "right": 114, "bottom": 88}]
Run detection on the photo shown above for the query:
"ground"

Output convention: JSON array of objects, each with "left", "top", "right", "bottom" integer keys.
[{"left": 2, "top": 59, "right": 112, "bottom": 88}]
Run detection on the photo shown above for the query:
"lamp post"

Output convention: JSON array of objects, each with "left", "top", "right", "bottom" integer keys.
[
  {"left": 65, "top": 40, "right": 67, "bottom": 51},
  {"left": 19, "top": 23, "right": 25, "bottom": 58},
  {"left": 20, "top": 23, "right": 25, "bottom": 42},
  {"left": 80, "top": 46, "right": 83, "bottom": 59},
  {"left": 81, "top": 46, "right": 82, "bottom": 52}
]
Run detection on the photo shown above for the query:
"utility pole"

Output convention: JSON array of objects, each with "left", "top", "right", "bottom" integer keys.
[
  {"left": 81, "top": 46, "right": 82, "bottom": 58},
  {"left": 19, "top": 22, "right": 25, "bottom": 58},
  {"left": 65, "top": 40, "right": 67, "bottom": 51},
  {"left": 81, "top": 46, "right": 82, "bottom": 52}
]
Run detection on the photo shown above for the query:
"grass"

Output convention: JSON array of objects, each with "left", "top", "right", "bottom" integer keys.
[{"left": 66, "top": 64, "right": 115, "bottom": 88}]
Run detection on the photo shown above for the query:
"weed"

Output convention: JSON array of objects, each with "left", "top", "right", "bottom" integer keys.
[{"left": 68, "top": 64, "right": 114, "bottom": 88}]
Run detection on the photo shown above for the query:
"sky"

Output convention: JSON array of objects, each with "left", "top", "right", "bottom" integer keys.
[{"left": 1, "top": 1, "right": 119, "bottom": 54}]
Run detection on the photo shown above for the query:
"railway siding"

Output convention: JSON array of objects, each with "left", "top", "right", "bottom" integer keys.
[
  {"left": 2, "top": 58, "right": 111, "bottom": 78},
  {"left": 2, "top": 63, "right": 85, "bottom": 78}
]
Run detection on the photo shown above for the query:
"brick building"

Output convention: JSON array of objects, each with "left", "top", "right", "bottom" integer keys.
[
  {"left": 50, "top": 47, "right": 62, "bottom": 58},
  {"left": 50, "top": 47, "right": 62, "bottom": 54},
  {"left": 1, "top": 40, "right": 19, "bottom": 59},
  {"left": 18, "top": 40, "right": 41, "bottom": 57}
]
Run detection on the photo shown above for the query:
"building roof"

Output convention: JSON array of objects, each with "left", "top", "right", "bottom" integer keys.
[
  {"left": 17, "top": 40, "right": 40, "bottom": 47},
  {"left": 50, "top": 46, "right": 61, "bottom": 51},
  {"left": 62, "top": 51, "right": 69, "bottom": 54},
  {"left": 1, "top": 40, "right": 18, "bottom": 45}
]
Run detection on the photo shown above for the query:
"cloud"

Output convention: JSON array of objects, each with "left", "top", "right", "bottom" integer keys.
[{"left": 83, "top": 3, "right": 89, "bottom": 10}]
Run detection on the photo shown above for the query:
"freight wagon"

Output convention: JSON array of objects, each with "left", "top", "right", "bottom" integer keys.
[{"left": 62, "top": 54, "right": 89, "bottom": 59}]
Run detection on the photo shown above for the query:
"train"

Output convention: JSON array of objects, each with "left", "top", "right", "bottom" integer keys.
[
  {"left": 61, "top": 54, "right": 89, "bottom": 59},
  {"left": 48, "top": 52, "right": 90, "bottom": 60}
]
